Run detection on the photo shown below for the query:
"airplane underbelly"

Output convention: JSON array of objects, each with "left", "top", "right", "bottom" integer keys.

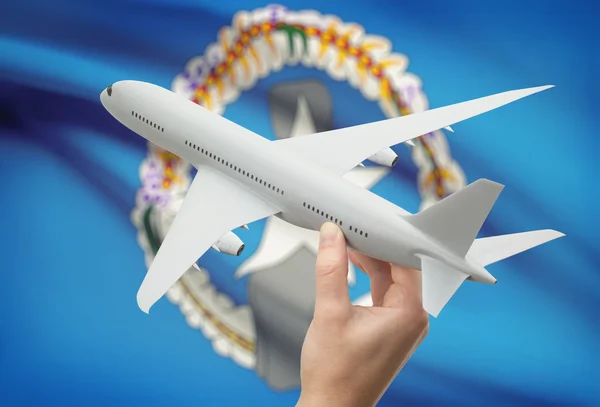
[{"left": 345, "top": 218, "right": 424, "bottom": 270}]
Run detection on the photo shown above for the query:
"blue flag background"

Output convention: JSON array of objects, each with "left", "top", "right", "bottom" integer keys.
[{"left": 1, "top": 0, "right": 598, "bottom": 406}]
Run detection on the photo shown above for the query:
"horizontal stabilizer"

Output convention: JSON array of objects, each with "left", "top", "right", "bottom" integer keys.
[
  {"left": 468, "top": 230, "right": 565, "bottom": 266},
  {"left": 418, "top": 255, "right": 468, "bottom": 317},
  {"left": 406, "top": 179, "right": 504, "bottom": 257}
]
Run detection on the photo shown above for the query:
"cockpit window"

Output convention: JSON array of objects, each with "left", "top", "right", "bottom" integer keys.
[{"left": 107, "top": 85, "right": 113, "bottom": 96}]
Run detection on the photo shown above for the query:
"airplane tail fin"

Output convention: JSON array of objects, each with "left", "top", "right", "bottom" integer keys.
[
  {"left": 467, "top": 230, "right": 565, "bottom": 266},
  {"left": 405, "top": 179, "right": 502, "bottom": 317},
  {"left": 405, "top": 179, "right": 504, "bottom": 257},
  {"left": 405, "top": 180, "right": 564, "bottom": 317}
]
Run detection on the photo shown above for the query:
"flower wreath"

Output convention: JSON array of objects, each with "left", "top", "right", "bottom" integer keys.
[{"left": 131, "top": 4, "right": 466, "bottom": 370}]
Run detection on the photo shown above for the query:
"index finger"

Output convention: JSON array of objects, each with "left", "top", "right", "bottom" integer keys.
[{"left": 314, "top": 223, "right": 352, "bottom": 318}]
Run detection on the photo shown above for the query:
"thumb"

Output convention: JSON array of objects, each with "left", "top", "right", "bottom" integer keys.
[{"left": 314, "top": 222, "right": 351, "bottom": 317}]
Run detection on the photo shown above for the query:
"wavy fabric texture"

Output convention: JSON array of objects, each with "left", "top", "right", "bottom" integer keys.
[{"left": 0, "top": 0, "right": 598, "bottom": 406}]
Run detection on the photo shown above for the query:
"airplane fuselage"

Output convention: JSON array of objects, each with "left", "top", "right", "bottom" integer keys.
[{"left": 101, "top": 81, "right": 494, "bottom": 284}]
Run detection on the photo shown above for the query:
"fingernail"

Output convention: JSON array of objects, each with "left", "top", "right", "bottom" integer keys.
[{"left": 320, "top": 222, "right": 339, "bottom": 246}]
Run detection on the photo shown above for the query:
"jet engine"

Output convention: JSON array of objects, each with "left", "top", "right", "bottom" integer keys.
[
  {"left": 368, "top": 147, "right": 398, "bottom": 167},
  {"left": 212, "top": 231, "right": 245, "bottom": 256}
]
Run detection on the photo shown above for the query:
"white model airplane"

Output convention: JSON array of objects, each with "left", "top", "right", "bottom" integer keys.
[{"left": 100, "top": 81, "right": 563, "bottom": 317}]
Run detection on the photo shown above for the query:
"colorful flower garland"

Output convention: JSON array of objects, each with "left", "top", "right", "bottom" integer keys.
[{"left": 132, "top": 4, "right": 466, "bottom": 371}]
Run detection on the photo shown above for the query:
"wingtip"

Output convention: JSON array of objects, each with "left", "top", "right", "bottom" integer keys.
[
  {"left": 137, "top": 290, "right": 152, "bottom": 314},
  {"left": 527, "top": 84, "right": 554, "bottom": 94},
  {"left": 502, "top": 84, "right": 554, "bottom": 101},
  {"left": 138, "top": 303, "right": 151, "bottom": 314},
  {"left": 138, "top": 299, "right": 151, "bottom": 314},
  {"left": 547, "top": 229, "right": 566, "bottom": 239}
]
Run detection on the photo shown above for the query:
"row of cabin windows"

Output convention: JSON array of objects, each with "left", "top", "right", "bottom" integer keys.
[
  {"left": 132, "top": 111, "right": 164, "bottom": 132},
  {"left": 302, "top": 202, "right": 368, "bottom": 238},
  {"left": 184, "top": 140, "right": 285, "bottom": 196},
  {"left": 349, "top": 225, "right": 368, "bottom": 237}
]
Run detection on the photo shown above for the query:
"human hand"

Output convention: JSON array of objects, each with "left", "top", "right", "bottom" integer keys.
[{"left": 297, "top": 222, "right": 429, "bottom": 407}]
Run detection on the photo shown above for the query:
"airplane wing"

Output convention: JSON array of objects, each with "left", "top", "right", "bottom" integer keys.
[
  {"left": 137, "top": 165, "right": 281, "bottom": 313},
  {"left": 273, "top": 85, "right": 552, "bottom": 175}
]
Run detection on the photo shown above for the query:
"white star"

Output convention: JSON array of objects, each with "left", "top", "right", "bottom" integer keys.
[{"left": 235, "top": 95, "right": 390, "bottom": 285}]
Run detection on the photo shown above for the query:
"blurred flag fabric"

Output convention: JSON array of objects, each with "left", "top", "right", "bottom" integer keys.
[{"left": 0, "top": 0, "right": 598, "bottom": 406}]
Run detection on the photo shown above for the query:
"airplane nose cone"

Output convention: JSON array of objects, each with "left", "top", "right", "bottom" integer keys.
[{"left": 100, "top": 84, "right": 113, "bottom": 109}]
